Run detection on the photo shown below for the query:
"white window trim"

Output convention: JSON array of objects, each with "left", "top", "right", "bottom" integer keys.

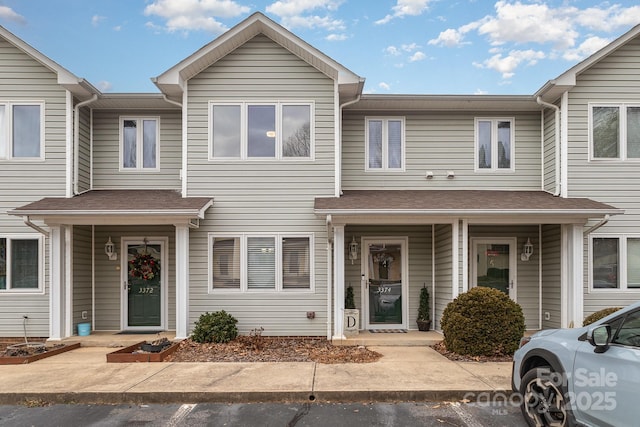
[
  {"left": 364, "top": 117, "right": 406, "bottom": 172},
  {"left": 208, "top": 233, "right": 314, "bottom": 293},
  {"left": 0, "top": 101, "right": 45, "bottom": 161},
  {"left": 208, "top": 101, "right": 315, "bottom": 161},
  {"left": 0, "top": 234, "right": 44, "bottom": 294},
  {"left": 118, "top": 116, "right": 160, "bottom": 172},
  {"left": 589, "top": 234, "right": 640, "bottom": 292},
  {"left": 588, "top": 103, "right": 640, "bottom": 161},
  {"left": 474, "top": 117, "right": 515, "bottom": 173}
]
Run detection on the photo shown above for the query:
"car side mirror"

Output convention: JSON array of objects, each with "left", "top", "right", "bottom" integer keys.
[{"left": 588, "top": 324, "right": 611, "bottom": 353}]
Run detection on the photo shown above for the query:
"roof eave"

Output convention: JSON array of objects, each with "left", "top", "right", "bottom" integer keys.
[{"left": 314, "top": 208, "right": 624, "bottom": 217}]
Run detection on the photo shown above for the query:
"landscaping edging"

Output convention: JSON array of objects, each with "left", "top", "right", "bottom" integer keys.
[
  {"left": 106, "top": 341, "right": 180, "bottom": 363},
  {"left": 0, "top": 342, "right": 81, "bottom": 365}
]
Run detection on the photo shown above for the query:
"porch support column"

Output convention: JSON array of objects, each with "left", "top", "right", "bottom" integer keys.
[
  {"left": 175, "top": 225, "right": 190, "bottom": 339},
  {"left": 562, "top": 224, "right": 584, "bottom": 328},
  {"left": 49, "top": 225, "right": 65, "bottom": 340},
  {"left": 333, "top": 225, "right": 345, "bottom": 339}
]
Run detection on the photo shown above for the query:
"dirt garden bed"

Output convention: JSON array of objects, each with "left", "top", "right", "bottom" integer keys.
[
  {"left": 0, "top": 341, "right": 81, "bottom": 365},
  {"left": 165, "top": 336, "right": 382, "bottom": 364},
  {"left": 106, "top": 338, "right": 180, "bottom": 363}
]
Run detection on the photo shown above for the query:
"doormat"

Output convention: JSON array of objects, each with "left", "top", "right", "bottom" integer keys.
[
  {"left": 368, "top": 329, "right": 407, "bottom": 333},
  {"left": 117, "top": 331, "right": 163, "bottom": 335}
]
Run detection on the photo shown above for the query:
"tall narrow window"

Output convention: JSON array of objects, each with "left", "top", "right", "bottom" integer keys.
[
  {"left": 0, "top": 105, "right": 5, "bottom": 159},
  {"left": 248, "top": 105, "right": 276, "bottom": 158},
  {"left": 592, "top": 237, "right": 619, "bottom": 289},
  {"left": 627, "top": 238, "right": 640, "bottom": 288},
  {"left": 282, "top": 105, "right": 310, "bottom": 157},
  {"left": 366, "top": 117, "right": 405, "bottom": 171},
  {"left": 626, "top": 107, "right": 640, "bottom": 158},
  {"left": 211, "top": 237, "right": 241, "bottom": 289},
  {"left": 475, "top": 118, "right": 514, "bottom": 171},
  {"left": 592, "top": 106, "right": 619, "bottom": 158},
  {"left": 120, "top": 117, "right": 159, "bottom": 170},
  {"left": 282, "top": 237, "right": 310, "bottom": 289},
  {"left": 211, "top": 105, "right": 241, "bottom": 158},
  {"left": 247, "top": 237, "right": 276, "bottom": 290},
  {"left": 0, "top": 103, "right": 43, "bottom": 160}
]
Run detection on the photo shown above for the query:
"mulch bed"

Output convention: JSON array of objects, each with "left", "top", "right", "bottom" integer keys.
[
  {"left": 165, "top": 337, "right": 382, "bottom": 364},
  {"left": 431, "top": 341, "right": 513, "bottom": 362}
]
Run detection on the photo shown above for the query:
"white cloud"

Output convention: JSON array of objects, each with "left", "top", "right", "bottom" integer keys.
[
  {"left": 575, "top": 5, "right": 640, "bottom": 32},
  {"left": 96, "top": 81, "right": 113, "bottom": 92},
  {"left": 0, "top": 5, "right": 26, "bottom": 24},
  {"left": 144, "top": 0, "right": 250, "bottom": 33},
  {"left": 91, "top": 15, "right": 106, "bottom": 27},
  {"left": 375, "top": 0, "right": 432, "bottom": 25},
  {"left": 429, "top": 28, "right": 464, "bottom": 47},
  {"left": 474, "top": 49, "right": 545, "bottom": 79},
  {"left": 379, "top": 82, "right": 391, "bottom": 91},
  {"left": 562, "top": 36, "right": 610, "bottom": 61},
  {"left": 326, "top": 33, "right": 347, "bottom": 41},
  {"left": 409, "top": 51, "right": 426, "bottom": 62},
  {"left": 385, "top": 46, "right": 401, "bottom": 56},
  {"left": 401, "top": 42, "right": 420, "bottom": 52},
  {"left": 267, "top": 0, "right": 345, "bottom": 30}
]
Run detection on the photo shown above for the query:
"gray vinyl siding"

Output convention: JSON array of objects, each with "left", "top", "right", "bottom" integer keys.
[
  {"left": 434, "top": 224, "right": 452, "bottom": 331},
  {"left": 183, "top": 34, "right": 336, "bottom": 336},
  {"left": 344, "top": 226, "right": 432, "bottom": 330},
  {"left": 0, "top": 36, "right": 69, "bottom": 337},
  {"left": 342, "top": 110, "right": 541, "bottom": 190},
  {"left": 93, "top": 226, "right": 175, "bottom": 331},
  {"left": 469, "top": 225, "right": 541, "bottom": 330},
  {"left": 72, "top": 226, "right": 92, "bottom": 331},
  {"left": 77, "top": 105, "right": 91, "bottom": 193},
  {"left": 542, "top": 107, "right": 557, "bottom": 193},
  {"left": 565, "top": 35, "right": 640, "bottom": 307},
  {"left": 541, "top": 225, "right": 561, "bottom": 329},
  {"left": 92, "top": 109, "right": 182, "bottom": 190}
]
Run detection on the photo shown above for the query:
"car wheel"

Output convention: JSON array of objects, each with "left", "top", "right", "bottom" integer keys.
[{"left": 519, "top": 366, "right": 575, "bottom": 427}]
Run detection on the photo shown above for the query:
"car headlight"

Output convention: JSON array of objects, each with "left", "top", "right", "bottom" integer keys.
[{"left": 518, "top": 336, "right": 531, "bottom": 348}]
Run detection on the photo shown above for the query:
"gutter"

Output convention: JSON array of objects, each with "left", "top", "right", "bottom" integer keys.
[
  {"left": 536, "top": 97, "right": 561, "bottom": 196},
  {"left": 326, "top": 214, "right": 333, "bottom": 340},
  {"left": 74, "top": 94, "right": 98, "bottom": 195}
]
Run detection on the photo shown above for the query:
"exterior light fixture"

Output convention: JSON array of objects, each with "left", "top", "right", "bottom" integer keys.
[
  {"left": 105, "top": 236, "right": 117, "bottom": 261},
  {"left": 521, "top": 238, "right": 533, "bottom": 261},
  {"left": 348, "top": 236, "right": 359, "bottom": 264}
]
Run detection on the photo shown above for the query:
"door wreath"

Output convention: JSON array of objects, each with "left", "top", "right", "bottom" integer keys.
[{"left": 129, "top": 253, "right": 160, "bottom": 281}]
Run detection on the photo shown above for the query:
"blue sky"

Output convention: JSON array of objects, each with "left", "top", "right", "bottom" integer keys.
[{"left": 1, "top": 0, "right": 639, "bottom": 95}]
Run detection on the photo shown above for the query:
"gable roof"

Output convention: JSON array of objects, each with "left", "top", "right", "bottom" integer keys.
[
  {"left": 153, "top": 12, "right": 363, "bottom": 101},
  {"left": 0, "top": 25, "right": 99, "bottom": 100},
  {"left": 536, "top": 23, "right": 640, "bottom": 102}
]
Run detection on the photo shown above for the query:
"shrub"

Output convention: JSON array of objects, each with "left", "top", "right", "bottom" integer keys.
[
  {"left": 583, "top": 307, "right": 623, "bottom": 326},
  {"left": 191, "top": 310, "right": 238, "bottom": 343},
  {"left": 441, "top": 287, "right": 525, "bottom": 357},
  {"left": 417, "top": 286, "right": 430, "bottom": 321},
  {"left": 345, "top": 285, "right": 356, "bottom": 309}
]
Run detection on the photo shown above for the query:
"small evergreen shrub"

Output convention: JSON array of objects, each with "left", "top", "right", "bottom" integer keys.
[
  {"left": 583, "top": 307, "right": 623, "bottom": 326},
  {"left": 345, "top": 285, "right": 356, "bottom": 309},
  {"left": 191, "top": 310, "right": 238, "bottom": 343},
  {"left": 441, "top": 287, "right": 525, "bottom": 357},
  {"left": 417, "top": 286, "right": 430, "bottom": 321}
]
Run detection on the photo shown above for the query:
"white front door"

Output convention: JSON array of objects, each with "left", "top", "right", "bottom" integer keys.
[
  {"left": 471, "top": 238, "right": 517, "bottom": 300},
  {"left": 121, "top": 237, "right": 168, "bottom": 330},
  {"left": 362, "top": 238, "right": 408, "bottom": 330}
]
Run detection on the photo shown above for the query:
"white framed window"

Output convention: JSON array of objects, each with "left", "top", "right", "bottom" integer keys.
[
  {"left": 119, "top": 117, "right": 159, "bottom": 171},
  {"left": 590, "top": 103, "right": 640, "bottom": 160},
  {"left": 0, "top": 236, "right": 43, "bottom": 293},
  {"left": 590, "top": 235, "right": 640, "bottom": 291},
  {"left": 209, "top": 233, "right": 313, "bottom": 292},
  {"left": 0, "top": 102, "right": 45, "bottom": 160},
  {"left": 475, "top": 118, "right": 514, "bottom": 172},
  {"left": 209, "top": 101, "right": 313, "bottom": 160},
  {"left": 365, "top": 117, "right": 405, "bottom": 171}
]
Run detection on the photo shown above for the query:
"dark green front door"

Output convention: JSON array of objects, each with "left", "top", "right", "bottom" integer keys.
[{"left": 127, "top": 242, "right": 162, "bottom": 327}]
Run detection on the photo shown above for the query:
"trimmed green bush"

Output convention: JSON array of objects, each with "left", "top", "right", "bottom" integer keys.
[
  {"left": 345, "top": 285, "right": 356, "bottom": 309},
  {"left": 191, "top": 310, "right": 238, "bottom": 343},
  {"left": 417, "top": 286, "right": 430, "bottom": 321},
  {"left": 583, "top": 307, "right": 623, "bottom": 326},
  {"left": 441, "top": 287, "right": 525, "bottom": 357}
]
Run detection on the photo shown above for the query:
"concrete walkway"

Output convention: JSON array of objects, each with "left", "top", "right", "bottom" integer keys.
[{"left": 0, "top": 345, "right": 513, "bottom": 405}]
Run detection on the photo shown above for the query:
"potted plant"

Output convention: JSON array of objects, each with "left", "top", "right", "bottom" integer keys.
[
  {"left": 417, "top": 285, "right": 431, "bottom": 331},
  {"left": 344, "top": 284, "right": 359, "bottom": 336}
]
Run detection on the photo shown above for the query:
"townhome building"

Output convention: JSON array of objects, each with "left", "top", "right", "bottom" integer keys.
[{"left": 1, "top": 12, "right": 638, "bottom": 341}]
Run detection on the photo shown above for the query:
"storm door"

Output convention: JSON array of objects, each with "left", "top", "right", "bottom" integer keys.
[
  {"left": 362, "top": 238, "right": 408, "bottom": 330},
  {"left": 471, "top": 238, "right": 517, "bottom": 300}
]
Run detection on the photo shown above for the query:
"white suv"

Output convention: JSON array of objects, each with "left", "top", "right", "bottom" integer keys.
[{"left": 512, "top": 301, "right": 640, "bottom": 427}]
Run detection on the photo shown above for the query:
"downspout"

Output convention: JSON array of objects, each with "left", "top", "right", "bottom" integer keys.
[
  {"left": 584, "top": 215, "right": 610, "bottom": 236},
  {"left": 162, "top": 94, "right": 183, "bottom": 109},
  {"left": 536, "top": 97, "right": 561, "bottom": 196},
  {"left": 326, "top": 214, "right": 333, "bottom": 339},
  {"left": 23, "top": 216, "right": 49, "bottom": 238},
  {"left": 337, "top": 93, "right": 361, "bottom": 197},
  {"left": 73, "top": 94, "right": 98, "bottom": 195}
]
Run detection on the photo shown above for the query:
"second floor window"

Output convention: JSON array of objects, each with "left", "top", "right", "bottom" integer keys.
[
  {"left": 475, "top": 118, "right": 514, "bottom": 171},
  {"left": 120, "top": 117, "right": 159, "bottom": 170},
  {"left": 0, "top": 102, "right": 44, "bottom": 160},
  {"left": 210, "top": 102, "right": 313, "bottom": 160},
  {"left": 365, "top": 117, "right": 405, "bottom": 171},
  {"left": 591, "top": 104, "right": 640, "bottom": 160}
]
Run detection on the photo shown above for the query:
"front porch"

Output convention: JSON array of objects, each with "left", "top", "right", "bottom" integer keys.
[{"left": 332, "top": 330, "right": 442, "bottom": 347}]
